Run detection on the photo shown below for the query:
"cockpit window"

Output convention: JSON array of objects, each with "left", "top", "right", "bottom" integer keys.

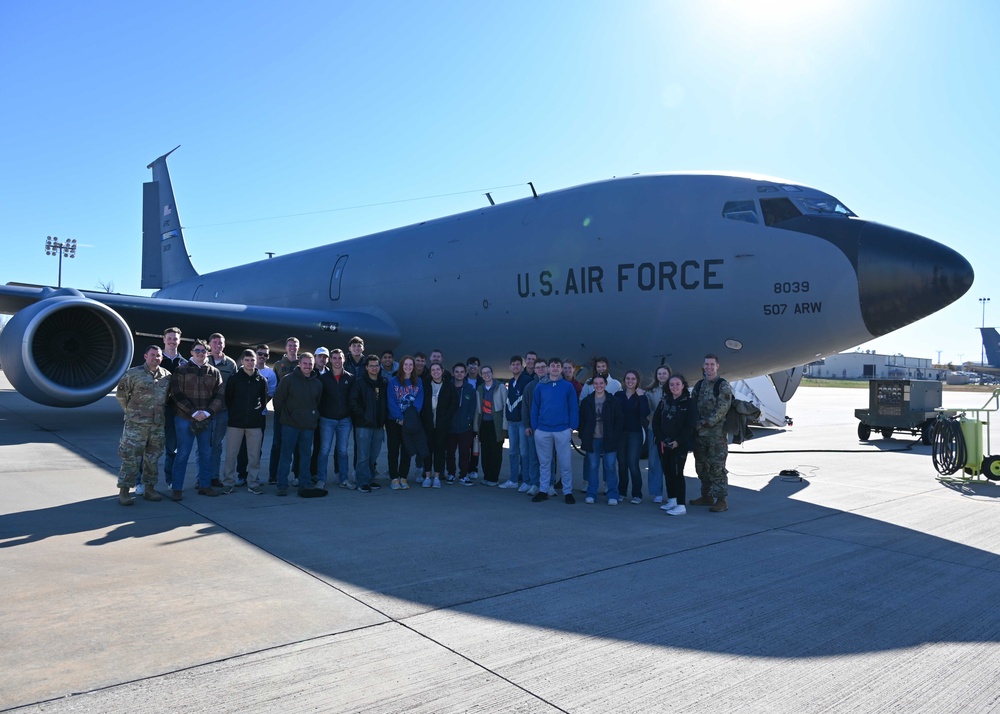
[
  {"left": 722, "top": 200, "right": 759, "bottom": 224},
  {"left": 760, "top": 197, "right": 803, "bottom": 226},
  {"left": 794, "top": 196, "right": 856, "bottom": 217}
]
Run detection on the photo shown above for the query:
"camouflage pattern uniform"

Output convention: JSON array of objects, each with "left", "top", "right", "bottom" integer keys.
[
  {"left": 116, "top": 364, "right": 171, "bottom": 488},
  {"left": 694, "top": 376, "right": 733, "bottom": 499}
]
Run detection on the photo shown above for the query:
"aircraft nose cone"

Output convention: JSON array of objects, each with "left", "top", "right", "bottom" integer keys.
[{"left": 858, "top": 222, "right": 974, "bottom": 338}]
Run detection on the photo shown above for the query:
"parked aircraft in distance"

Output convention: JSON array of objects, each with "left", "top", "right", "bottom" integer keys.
[
  {"left": 0, "top": 148, "right": 975, "bottom": 407},
  {"left": 980, "top": 328, "right": 1000, "bottom": 368}
]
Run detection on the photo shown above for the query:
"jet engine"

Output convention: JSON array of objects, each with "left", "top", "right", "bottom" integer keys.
[{"left": 0, "top": 289, "right": 134, "bottom": 407}]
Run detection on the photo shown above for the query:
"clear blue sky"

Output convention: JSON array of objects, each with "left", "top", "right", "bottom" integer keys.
[{"left": 2, "top": 1, "right": 997, "bottom": 366}]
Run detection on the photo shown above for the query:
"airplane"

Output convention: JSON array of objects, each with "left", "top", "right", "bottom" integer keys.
[{"left": 0, "top": 148, "right": 975, "bottom": 408}]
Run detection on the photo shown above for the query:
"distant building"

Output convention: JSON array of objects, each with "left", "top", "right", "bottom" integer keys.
[{"left": 806, "top": 351, "right": 944, "bottom": 381}]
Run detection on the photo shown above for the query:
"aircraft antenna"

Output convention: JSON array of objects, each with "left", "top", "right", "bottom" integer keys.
[
  {"left": 528, "top": 182, "right": 538, "bottom": 199},
  {"left": 485, "top": 193, "right": 495, "bottom": 206}
]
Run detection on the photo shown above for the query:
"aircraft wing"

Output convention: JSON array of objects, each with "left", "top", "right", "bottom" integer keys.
[{"left": 0, "top": 283, "right": 399, "bottom": 407}]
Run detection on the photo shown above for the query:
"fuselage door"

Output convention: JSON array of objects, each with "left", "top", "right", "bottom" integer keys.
[{"left": 330, "top": 255, "right": 348, "bottom": 301}]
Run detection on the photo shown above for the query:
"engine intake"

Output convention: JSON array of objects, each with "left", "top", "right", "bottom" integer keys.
[{"left": 0, "top": 290, "right": 134, "bottom": 407}]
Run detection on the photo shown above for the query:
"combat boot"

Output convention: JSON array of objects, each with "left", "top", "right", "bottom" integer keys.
[
  {"left": 118, "top": 487, "right": 134, "bottom": 506},
  {"left": 709, "top": 497, "right": 728, "bottom": 512},
  {"left": 143, "top": 487, "right": 162, "bottom": 502},
  {"left": 690, "top": 495, "right": 714, "bottom": 506}
]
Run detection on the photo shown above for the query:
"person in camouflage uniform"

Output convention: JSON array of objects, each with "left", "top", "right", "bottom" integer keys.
[
  {"left": 115, "top": 345, "right": 171, "bottom": 506},
  {"left": 691, "top": 353, "right": 733, "bottom": 512}
]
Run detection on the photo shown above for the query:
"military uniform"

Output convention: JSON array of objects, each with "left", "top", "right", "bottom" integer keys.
[
  {"left": 693, "top": 376, "right": 733, "bottom": 500},
  {"left": 116, "top": 364, "right": 171, "bottom": 489}
]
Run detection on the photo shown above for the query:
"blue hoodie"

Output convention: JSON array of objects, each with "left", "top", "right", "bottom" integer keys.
[{"left": 531, "top": 377, "right": 579, "bottom": 432}]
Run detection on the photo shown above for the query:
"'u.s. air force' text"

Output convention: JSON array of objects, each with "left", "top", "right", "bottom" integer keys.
[{"left": 517, "top": 259, "right": 724, "bottom": 298}]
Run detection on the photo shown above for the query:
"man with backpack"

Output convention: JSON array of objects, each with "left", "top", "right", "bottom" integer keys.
[{"left": 691, "top": 354, "right": 733, "bottom": 512}]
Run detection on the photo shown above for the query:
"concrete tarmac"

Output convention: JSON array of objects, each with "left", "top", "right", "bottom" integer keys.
[{"left": 2, "top": 374, "right": 999, "bottom": 713}]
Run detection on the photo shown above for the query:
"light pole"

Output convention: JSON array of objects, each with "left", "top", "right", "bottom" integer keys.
[
  {"left": 44, "top": 236, "right": 77, "bottom": 288},
  {"left": 980, "top": 297, "right": 991, "bottom": 365}
]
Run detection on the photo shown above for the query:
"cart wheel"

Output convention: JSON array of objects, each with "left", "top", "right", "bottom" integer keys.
[
  {"left": 921, "top": 423, "right": 933, "bottom": 446},
  {"left": 983, "top": 456, "right": 1000, "bottom": 482},
  {"left": 880, "top": 427, "right": 894, "bottom": 439},
  {"left": 858, "top": 423, "right": 871, "bottom": 440}
]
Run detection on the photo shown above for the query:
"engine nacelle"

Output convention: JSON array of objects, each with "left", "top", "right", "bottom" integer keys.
[{"left": 0, "top": 290, "right": 134, "bottom": 407}]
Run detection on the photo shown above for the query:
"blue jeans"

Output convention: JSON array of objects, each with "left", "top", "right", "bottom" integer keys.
[
  {"left": 585, "top": 439, "right": 620, "bottom": 500},
  {"left": 277, "top": 425, "right": 313, "bottom": 490},
  {"left": 506, "top": 421, "right": 523, "bottom": 483},
  {"left": 524, "top": 431, "right": 540, "bottom": 486},
  {"left": 163, "top": 403, "right": 177, "bottom": 484},
  {"left": 618, "top": 431, "right": 643, "bottom": 498},
  {"left": 210, "top": 409, "right": 229, "bottom": 480},
  {"left": 355, "top": 427, "right": 384, "bottom": 486},
  {"left": 172, "top": 415, "right": 213, "bottom": 490},
  {"left": 317, "top": 416, "right": 352, "bottom": 484},
  {"left": 646, "top": 426, "right": 663, "bottom": 498}
]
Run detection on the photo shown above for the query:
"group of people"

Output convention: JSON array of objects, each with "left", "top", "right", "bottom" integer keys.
[{"left": 114, "top": 329, "right": 735, "bottom": 514}]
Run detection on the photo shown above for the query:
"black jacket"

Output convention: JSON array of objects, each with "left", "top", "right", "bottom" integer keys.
[
  {"left": 421, "top": 378, "right": 459, "bottom": 432},
  {"left": 318, "top": 370, "right": 354, "bottom": 420},
  {"left": 224, "top": 369, "right": 270, "bottom": 429},
  {"left": 349, "top": 373, "right": 388, "bottom": 428},
  {"left": 652, "top": 393, "right": 697, "bottom": 452},
  {"left": 273, "top": 368, "right": 323, "bottom": 430},
  {"left": 578, "top": 392, "right": 624, "bottom": 453}
]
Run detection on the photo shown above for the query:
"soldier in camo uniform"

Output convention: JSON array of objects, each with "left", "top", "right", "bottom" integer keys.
[
  {"left": 115, "top": 345, "right": 171, "bottom": 506},
  {"left": 691, "top": 353, "right": 733, "bottom": 513}
]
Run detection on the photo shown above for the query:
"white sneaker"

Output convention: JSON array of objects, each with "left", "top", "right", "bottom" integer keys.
[
  {"left": 547, "top": 487, "right": 557, "bottom": 496},
  {"left": 421, "top": 477, "right": 432, "bottom": 488},
  {"left": 517, "top": 483, "right": 530, "bottom": 493},
  {"left": 316, "top": 481, "right": 326, "bottom": 491},
  {"left": 660, "top": 498, "right": 678, "bottom": 511},
  {"left": 290, "top": 477, "right": 299, "bottom": 487},
  {"left": 608, "top": 499, "right": 618, "bottom": 506},
  {"left": 631, "top": 497, "right": 642, "bottom": 505},
  {"left": 499, "top": 480, "right": 518, "bottom": 489},
  {"left": 527, "top": 486, "right": 540, "bottom": 496},
  {"left": 469, "top": 470, "right": 479, "bottom": 480},
  {"left": 666, "top": 504, "right": 687, "bottom": 516},
  {"left": 134, "top": 483, "right": 145, "bottom": 495},
  {"left": 432, "top": 477, "right": 441, "bottom": 488},
  {"left": 653, "top": 496, "right": 663, "bottom": 504},
  {"left": 585, "top": 496, "right": 595, "bottom": 504}
]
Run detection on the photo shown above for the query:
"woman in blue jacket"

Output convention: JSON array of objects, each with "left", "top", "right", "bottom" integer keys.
[{"left": 387, "top": 356, "right": 425, "bottom": 490}]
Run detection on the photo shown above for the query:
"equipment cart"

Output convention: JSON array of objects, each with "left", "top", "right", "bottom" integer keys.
[
  {"left": 855, "top": 379, "right": 942, "bottom": 444},
  {"left": 931, "top": 388, "right": 1000, "bottom": 481}
]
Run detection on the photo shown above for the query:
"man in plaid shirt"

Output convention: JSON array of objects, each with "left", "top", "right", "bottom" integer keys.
[{"left": 168, "top": 339, "right": 224, "bottom": 499}]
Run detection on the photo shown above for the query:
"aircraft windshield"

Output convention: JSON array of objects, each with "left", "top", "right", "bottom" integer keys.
[{"left": 795, "top": 196, "right": 855, "bottom": 217}]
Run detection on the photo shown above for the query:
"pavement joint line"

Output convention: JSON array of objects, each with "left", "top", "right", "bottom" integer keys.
[
  {"left": 222, "top": 531, "right": 571, "bottom": 712},
  {"left": 0, "top": 623, "right": 392, "bottom": 714}
]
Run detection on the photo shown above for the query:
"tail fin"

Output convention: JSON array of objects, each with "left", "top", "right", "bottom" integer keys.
[
  {"left": 141, "top": 147, "right": 197, "bottom": 289},
  {"left": 981, "top": 327, "right": 1000, "bottom": 367}
]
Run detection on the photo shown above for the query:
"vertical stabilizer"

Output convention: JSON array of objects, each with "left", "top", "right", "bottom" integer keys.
[
  {"left": 980, "top": 328, "right": 1000, "bottom": 367},
  {"left": 141, "top": 147, "right": 197, "bottom": 289}
]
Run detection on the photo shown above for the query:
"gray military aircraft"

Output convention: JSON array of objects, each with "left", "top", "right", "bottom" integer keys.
[{"left": 0, "top": 148, "right": 975, "bottom": 407}]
